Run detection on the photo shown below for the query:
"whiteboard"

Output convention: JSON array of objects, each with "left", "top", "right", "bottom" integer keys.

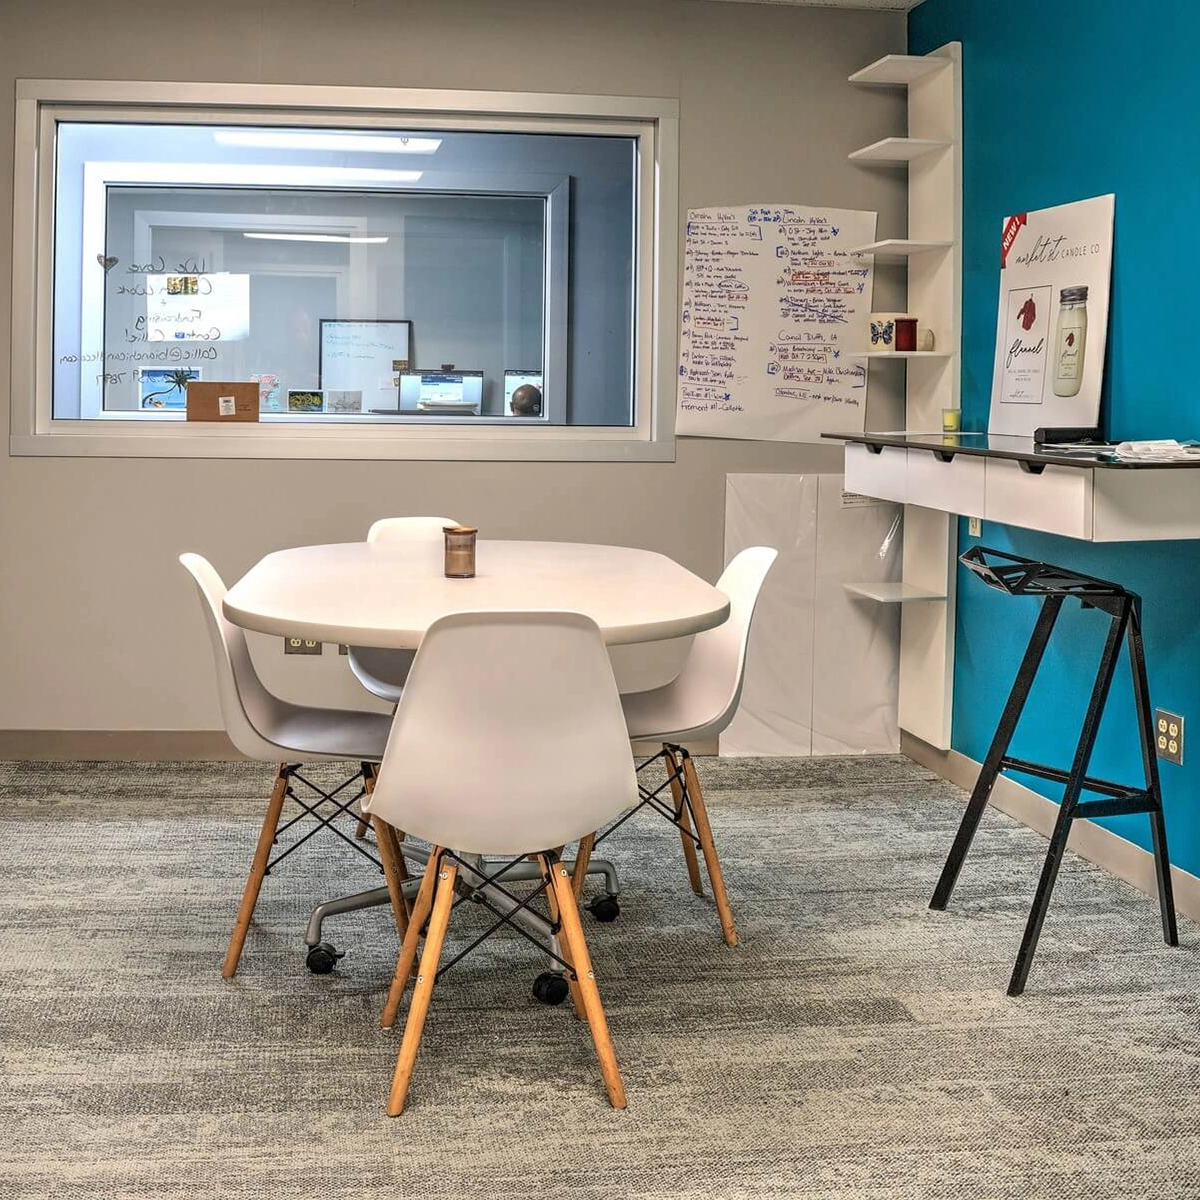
[
  {"left": 676, "top": 205, "right": 876, "bottom": 442},
  {"left": 318, "top": 319, "right": 412, "bottom": 397}
]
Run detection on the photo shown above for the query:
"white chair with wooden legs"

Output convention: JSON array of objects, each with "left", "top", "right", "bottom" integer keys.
[
  {"left": 364, "top": 610, "right": 638, "bottom": 1117},
  {"left": 344, "top": 517, "right": 459, "bottom": 843},
  {"left": 180, "top": 553, "right": 400, "bottom": 977},
  {"left": 608, "top": 546, "right": 778, "bottom": 947},
  {"left": 345, "top": 516, "right": 459, "bottom": 705}
]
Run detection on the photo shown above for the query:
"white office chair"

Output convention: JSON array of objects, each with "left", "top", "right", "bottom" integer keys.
[
  {"left": 180, "top": 553, "right": 409, "bottom": 978},
  {"left": 602, "top": 546, "right": 778, "bottom": 947},
  {"left": 364, "top": 610, "right": 638, "bottom": 1117},
  {"left": 345, "top": 516, "right": 459, "bottom": 704}
]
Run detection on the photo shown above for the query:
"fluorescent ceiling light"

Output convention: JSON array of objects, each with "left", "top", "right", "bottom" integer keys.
[
  {"left": 243, "top": 232, "right": 389, "bottom": 244},
  {"left": 214, "top": 130, "right": 442, "bottom": 154}
]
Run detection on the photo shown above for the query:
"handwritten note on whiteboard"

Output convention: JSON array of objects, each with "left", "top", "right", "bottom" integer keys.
[{"left": 676, "top": 204, "right": 876, "bottom": 442}]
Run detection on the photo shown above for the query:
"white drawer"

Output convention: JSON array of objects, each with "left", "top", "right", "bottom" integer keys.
[
  {"left": 906, "top": 449, "right": 986, "bottom": 517},
  {"left": 844, "top": 443, "right": 907, "bottom": 503},
  {"left": 984, "top": 458, "right": 1094, "bottom": 539},
  {"left": 1092, "top": 469, "right": 1200, "bottom": 541}
]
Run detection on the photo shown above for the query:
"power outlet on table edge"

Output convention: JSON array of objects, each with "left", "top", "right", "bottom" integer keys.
[{"left": 283, "top": 636, "right": 322, "bottom": 656}]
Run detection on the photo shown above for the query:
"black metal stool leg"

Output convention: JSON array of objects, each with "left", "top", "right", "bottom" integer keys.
[
  {"left": 931, "top": 594, "right": 1065, "bottom": 910},
  {"left": 1127, "top": 603, "right": 1178, "bottom": 945},
  {"left": 1008, "top": 602, "right": 1129, "bottom": 996}
]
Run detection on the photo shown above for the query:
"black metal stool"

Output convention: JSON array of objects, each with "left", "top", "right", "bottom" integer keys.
[{"left": 931, "top": 546, "right": 1178, "bottom": 995}]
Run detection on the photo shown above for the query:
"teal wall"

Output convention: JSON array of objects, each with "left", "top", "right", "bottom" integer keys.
[{"left": 908, "top": 0, "right": 1200, "bottom": 876}]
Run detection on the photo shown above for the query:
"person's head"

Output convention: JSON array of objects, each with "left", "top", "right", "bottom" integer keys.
[{"left": 510, "top": 383, "right": 542, "bottom": 416}]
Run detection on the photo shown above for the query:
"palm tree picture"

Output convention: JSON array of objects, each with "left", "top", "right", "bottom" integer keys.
[{"left": 140, "top": 368, "right": 198, "bottom": 408}]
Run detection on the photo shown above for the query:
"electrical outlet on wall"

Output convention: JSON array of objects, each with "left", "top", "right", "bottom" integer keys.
[
  {"left": 968, "top": 516, "right": 982, "bottom": 537},
  {"left": 283, "top": 636, "right": 322, "bottom": 656},
  {"left": 1155, "top": 708, "right": 1184, "bottom": 765}
]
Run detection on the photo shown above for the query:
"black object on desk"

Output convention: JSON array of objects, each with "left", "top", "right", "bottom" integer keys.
[
  {"left": 1033, "top": 425, "right": 1105, "bottom": 445},
  {"left": 930, "top": 546, "right": 1178, "bottom": 995}
]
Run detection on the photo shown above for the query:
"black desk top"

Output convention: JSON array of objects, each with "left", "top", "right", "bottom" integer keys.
[{"left": 823, "top": 430, "right": 1200, "bottom": 471}]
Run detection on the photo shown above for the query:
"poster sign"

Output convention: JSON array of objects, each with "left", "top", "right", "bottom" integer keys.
[
  {"left": 988, "top": 194, "right": 1114, "bottom": 435},
  {"left": 676, "top": 204, "right": 876, "bottom": 442},
  {"left": 146, "top": 273, "right": 250, "bottom": 341}
]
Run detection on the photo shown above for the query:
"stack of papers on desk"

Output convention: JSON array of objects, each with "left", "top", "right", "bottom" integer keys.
[{"left": 1111, "top": 439, "right": 1200, "bottom": 462}]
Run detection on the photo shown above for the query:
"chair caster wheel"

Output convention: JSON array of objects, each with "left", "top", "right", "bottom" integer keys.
[
  {"left": 587, "top": 894, "right": 620, "bottom": 923},
  {"left": 532, "top": 971, "right": 570, "bottom": 1006},
  {"left": 305, "top": 942, "right": 344, "bottom": 974}
]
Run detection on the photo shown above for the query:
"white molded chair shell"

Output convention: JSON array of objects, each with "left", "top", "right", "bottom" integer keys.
[
  {"left": 367, "top": 516, "right": 460, "bottom": 544},
  {"left": 180, "top": 553, "right": 391, "bottom": 762},
  {"left": 364, "top": 611, "right": 638, "bottom": 857},
  {"left": 346, "top": 516, "right": 460, "bottom": 703},
  {"left": 621, "top": 546, "right": 778, "bottom": 744}
]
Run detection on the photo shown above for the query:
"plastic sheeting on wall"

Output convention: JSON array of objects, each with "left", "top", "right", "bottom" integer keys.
[{"left": 721, "top": 473, "right": 901, "bottom": 757}]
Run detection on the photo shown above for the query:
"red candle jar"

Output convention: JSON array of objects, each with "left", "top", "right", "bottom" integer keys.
[{"left": 895, "top": 316, "right": 918, "bottom": 352}]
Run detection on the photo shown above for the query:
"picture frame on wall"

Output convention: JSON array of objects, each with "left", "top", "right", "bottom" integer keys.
[{"left": 318, "top": 319, "right": 412, "bottom": 401}]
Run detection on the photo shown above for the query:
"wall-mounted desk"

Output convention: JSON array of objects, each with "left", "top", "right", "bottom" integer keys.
[{"left": 826, "top": 431, "right": 1200, "bottom": 543}]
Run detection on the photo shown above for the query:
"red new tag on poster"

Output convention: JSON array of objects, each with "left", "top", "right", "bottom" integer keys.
[{"left": 1000, "top": 212, "right": 1027, "bottom": 268}]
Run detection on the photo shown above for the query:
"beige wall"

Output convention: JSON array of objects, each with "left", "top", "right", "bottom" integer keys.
[{"left": 0, "top": 0, "right": 907, "bottom": 734}]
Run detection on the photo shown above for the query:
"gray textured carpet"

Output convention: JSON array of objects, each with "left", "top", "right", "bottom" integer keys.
[{"left": 1, "top": 755, "right": 1198, "bottom": 1200}]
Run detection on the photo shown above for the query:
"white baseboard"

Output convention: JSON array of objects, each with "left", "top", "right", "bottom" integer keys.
[{"left": 902, "top": 731, "right": 1200, "bottom": 923}]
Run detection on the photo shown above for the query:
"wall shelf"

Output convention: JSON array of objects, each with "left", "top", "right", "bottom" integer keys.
[
  {"left": 849, "top": 137, "right": 951, "bottom": 164},
  {"left": 844, "top": 581, "right": 948, "bottom": 603},
  {"left": 850, "top": 238, "right": 954, "bottom": 258},
  {"left": 853, "top": 350, "right": 954, "bottom": 360},
  {"left": 849, "top": 54, "right": 953, "bottom": 88},
  {"left": 847, "top": 41, "right": 962, "bottom": 752}
]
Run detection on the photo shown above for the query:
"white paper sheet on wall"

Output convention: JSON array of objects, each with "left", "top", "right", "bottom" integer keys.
[
  {"left": 811, "top": 475, "right": 901, "bottom": 755},
  {"left": 721, "top": 473, "right": 819, "bottom": 756},
  {"left": 676, "top": 205, "right": 876, "bottom": 443},
  {"left": 721, "top": 473, "right": 901, "bottom": 757}
]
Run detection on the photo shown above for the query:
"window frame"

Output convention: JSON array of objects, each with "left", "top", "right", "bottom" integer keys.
[{"left": 11, "top": 79, "right": 679, "bottom": 461}]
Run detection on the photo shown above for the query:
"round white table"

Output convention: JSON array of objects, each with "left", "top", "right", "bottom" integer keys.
[
  {"left": 221, "top": 538, "right": 730, "bottom": 974},
  {"left": 223, "top": 539, "right": 730, "bottom": 648}
]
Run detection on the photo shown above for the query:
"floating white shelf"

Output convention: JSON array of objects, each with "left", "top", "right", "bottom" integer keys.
[
  {"left": 849, "top": 137, "right": 951, "bottom": 164},
  {"left": 850, "top": 238, "right": 955, "bottom": 258},
  {"left": 852, "top": 350, "right": 955, "bottom": 360},
  {"left": 844, "top": 581, "right": 948, "bottom": 603},
  {"left": 849, "top": 54, "right": 952, "bottom": 87}
]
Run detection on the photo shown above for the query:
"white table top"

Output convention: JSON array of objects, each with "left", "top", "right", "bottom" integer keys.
[{"left": 223, "top": 539, "right": 730, "bottom": 649}]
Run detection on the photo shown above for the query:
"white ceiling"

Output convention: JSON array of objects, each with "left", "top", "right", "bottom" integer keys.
[{"left": 696, "top": 0, "right": 921, "bottom": 10}]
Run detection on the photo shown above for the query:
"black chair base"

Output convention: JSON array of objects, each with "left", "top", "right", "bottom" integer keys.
[{"left": 931, "top": 547, "right": 1177, "bottom": 996}]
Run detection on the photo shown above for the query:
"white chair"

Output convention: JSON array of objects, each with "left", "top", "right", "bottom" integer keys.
[
  {"left": 605, "top": 546, "right": 778, "bottom": 947},
  {"left": 364, "top": 610, "right": 637, "bottom": 1117},
  {"left": 345, "top": 516, "right": 459, "bottom": 704},
  {"left": 180, "top": 553, "right": 408, "bottom": 978}
]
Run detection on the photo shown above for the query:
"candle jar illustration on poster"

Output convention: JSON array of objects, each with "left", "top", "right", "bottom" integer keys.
[{"left": 988, "top": 195, "right": 1113, "bottom": 436}]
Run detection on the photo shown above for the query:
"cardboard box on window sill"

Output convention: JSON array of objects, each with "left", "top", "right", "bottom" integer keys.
[{"left": 186, "top": 381, "right": 259, "bottom": 422}]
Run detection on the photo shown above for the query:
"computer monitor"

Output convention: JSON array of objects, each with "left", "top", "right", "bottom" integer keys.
[
  {"left": 396, "top": 370, "right": 484, "bottom": 414},
  {"left": 504, "top": 370, "right": 544, "bottom": 416}
]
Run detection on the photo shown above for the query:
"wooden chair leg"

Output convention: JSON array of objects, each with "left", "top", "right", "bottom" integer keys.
[
  {"left": 354, "top": 762, "right": 373, "bottom": 839},
  {"left": 540, "top": 852, "right": 584, "bottom": 1021},
  {"left": 223, "top": 764, "right": 289, "bottom": 979},
  {"left": 548, "top": 857, "right": 626, "bottom": 1109},
  {"left": 572, "top": 833, "right": 595, "bottom": 901},
  {"left": 387, "top": 859, "right": 458, "bottom": 1117},
  {"left": 681, "top": 754, "right": 738, "bottom": 947},
  {"left": 666, "top": 746, "right": 703, "bottom": 895},
  {"left": 373, "top": 814, "right": 411, "bottom": 943},
  {"left": 382, "top": 847, "right": 443, "bottom": 1029}
]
